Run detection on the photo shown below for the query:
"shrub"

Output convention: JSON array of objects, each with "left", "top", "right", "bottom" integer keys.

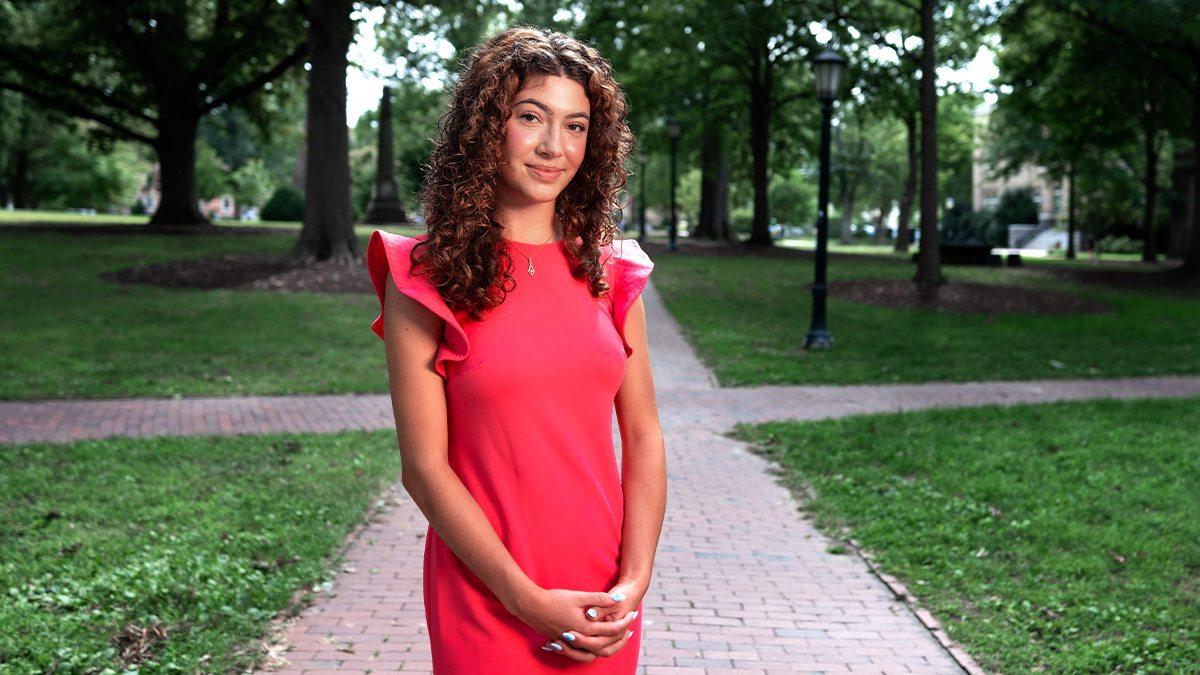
[
  {"left": 995, "top": 187, "right": 1038, "bottom": 228},
  {"left": 261, "top": 185, "right": 304, "bottom": 222}
]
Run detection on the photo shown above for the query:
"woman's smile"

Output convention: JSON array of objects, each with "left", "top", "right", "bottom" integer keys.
[{"left": 527, "top": 164, "right": 564, "bottom": 181}]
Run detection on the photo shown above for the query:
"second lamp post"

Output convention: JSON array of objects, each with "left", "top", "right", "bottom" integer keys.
[{"left": 802, "top": 48, "right": 847, "bottom": 350}]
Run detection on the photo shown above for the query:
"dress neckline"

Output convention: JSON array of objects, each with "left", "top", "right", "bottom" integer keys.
[{"left": 504, "top": 237, "right": 566, "bottom": 249}]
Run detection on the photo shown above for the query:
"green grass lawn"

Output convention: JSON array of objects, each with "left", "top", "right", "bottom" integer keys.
[
  {"left": 1, "top": 225, "right": 1197, "bottom": 399},
  {"left": 652, "top": 249, "right": 1200, "bottom": 385},
  {"left": 730, "top": 396, "right": 1200, "bottom": 673},
  {"left": 0, "top": 429, "right": 402, "bottom": 672},
  {"left": 1, "top": 228, "right": 413, "bottom": 399}
]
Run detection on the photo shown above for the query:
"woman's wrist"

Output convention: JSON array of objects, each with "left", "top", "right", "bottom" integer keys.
[
  {"left": 616, "top": 571, "right": 651, "bottom": 595},
  {"left": 499, "top": 576, "right": 543, "bottom": 618}
]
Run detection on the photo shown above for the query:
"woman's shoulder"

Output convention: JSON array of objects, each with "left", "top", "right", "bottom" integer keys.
[{"left": 600, "top": 236, "right": 654, "bottom": 277}]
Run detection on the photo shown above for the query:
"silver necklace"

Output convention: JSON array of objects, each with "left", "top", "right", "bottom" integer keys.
[{"left": 509, "top": 230, "right": 559, "bottom": 276}]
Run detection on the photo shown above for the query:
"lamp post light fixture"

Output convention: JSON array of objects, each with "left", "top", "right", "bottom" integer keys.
[
  {"left": 637, "top": 151, "right": 648, "bottom": 243},
  {"left": 665, "top": 115, "right": 682, "bottom": 252},
  {"left": 803, "top": 48, "right": 847, "bottom": 350}
]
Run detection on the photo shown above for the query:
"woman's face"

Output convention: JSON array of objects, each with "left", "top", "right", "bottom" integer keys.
[{"left": 496, "top": 73, "right": 590, "bottom": 208}]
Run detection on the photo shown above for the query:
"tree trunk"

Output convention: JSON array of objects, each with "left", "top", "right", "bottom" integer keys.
[
  {"left": 1141, "top": 80, "right": 1160, "bottom": 263},
  {"left": 1185, "top": 57, "right": 1200, "bottom": 272},
  {"left": 13, "top": 146, "right": 30, "bottom": 209},
  {"left": 914, "top": 0, "right": 943, "bottom": 292},
  {"left": 1067, "top": 161, "right": 1077, "bottom": 259},
  {"left": 293, "top": 0, "right": 357, "bottom": 264},
  {"left": 715, "top": 140, "right": 732, "bottom": 241},
  {"left": 877, "top": 197, "right": 890, "bottom": 244},
  {"left": 895, "top": 112, "right": 917, "bottom": 253},
  {"left": 149, "top": 107, "right": 207, "bottom": 226},
  {"left": 839, "top": 189, "right": 854, "bottom": 244},
  {"left": 747, "top": 54, "right": 773, "bottom": 246},
  {"left": 696, "top": 123, "right": 718, "bottom": 240}
]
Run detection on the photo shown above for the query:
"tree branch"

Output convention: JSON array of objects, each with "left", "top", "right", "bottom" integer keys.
[
  {"left": 202, "top": 40, "right": 308, "bottom": 113},
  {"left": 194, "top": 0, "right": 278, "bottom": 85},
  {"left": 0, "top": 80, "right": 157, "bottom": 145},
  {"left": 771, "top": 88, "right": 814, "bottom": 113},
  {"left": 0, "top": 45, "right": 157, "bottom": 123},
  {"left": 1049, "top": 0, "right": 1192, "bottom": 90}
]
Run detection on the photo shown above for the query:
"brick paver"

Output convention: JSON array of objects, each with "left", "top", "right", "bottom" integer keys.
[{"left": 6, "top": 280, "right": 1200, "bottom": 673}]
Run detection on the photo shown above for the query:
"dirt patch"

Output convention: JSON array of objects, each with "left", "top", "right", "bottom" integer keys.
[
  {"left": 1037, "top": 264, "right": 1199, "bottom": 296},
  {"left": 2, "top": 221, "right": 291, "bottom": 236},
  {"left": 102, "top": 251, "right": 370, "bottom": 293},
  {"left": 826, "top": 278, "right": 1113, "bottom": 315}
]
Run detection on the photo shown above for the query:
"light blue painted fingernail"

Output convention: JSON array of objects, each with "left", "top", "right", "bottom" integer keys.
[
  {"left": 610, "top": 592, "right": 626, "bottom": 602},
  {"left": 586, "top": 608, "right": 598, "bottom": 619},
  {"left": 541, "top": 644, "right": 554, "bottom": 651},
  {"left": 549, "top": 642, "right": 563, "bottom": 651},
  {"left": 562, "top": 632, "right": 575, "bottom": 642},
  {"left": 627, "top": 629, "right": 634, "bottom": 638}
]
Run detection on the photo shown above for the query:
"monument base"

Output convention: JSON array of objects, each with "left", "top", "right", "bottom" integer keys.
[{"left": 362, "top": 198, "right": 411, "bottom": 225}]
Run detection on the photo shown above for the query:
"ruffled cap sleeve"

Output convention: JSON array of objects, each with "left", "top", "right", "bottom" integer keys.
[
  {"left": 365, "top": 229, "right": 470, "bottom": 379},
  {"left": 605, "top": 237, "right": 655, "bottom": 358}
]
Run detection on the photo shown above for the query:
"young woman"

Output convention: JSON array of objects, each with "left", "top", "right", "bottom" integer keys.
[{"left": 365, "top": 25, "right": 666, "bottom": 673}]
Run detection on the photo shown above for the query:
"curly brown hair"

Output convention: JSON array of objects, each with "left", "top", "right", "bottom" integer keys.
[{"left": 409, "top": 24, "right": 636, "bottom": 321}]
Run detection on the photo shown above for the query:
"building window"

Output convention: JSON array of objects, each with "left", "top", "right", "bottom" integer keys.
[{"left": 1052, "top": 188, "right": 1063, "bottom": 213}]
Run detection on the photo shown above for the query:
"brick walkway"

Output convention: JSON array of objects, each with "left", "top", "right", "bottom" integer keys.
[{"left": 5, "top": 285, "right": 1200, "bottom": 674}]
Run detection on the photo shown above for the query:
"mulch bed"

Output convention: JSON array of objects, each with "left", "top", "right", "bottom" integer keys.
[
  {"left": 1, "top": 222, "right": 290, "bottom": 236},
  {"left": 823, "top": 278, "right": 1113, "bottom": 315},
  {"left": 101, "top": 252, "right": 369, "bottom": 293},
  {"left": 1036, "top": 264, "right": 1199, "bottom": 296}
]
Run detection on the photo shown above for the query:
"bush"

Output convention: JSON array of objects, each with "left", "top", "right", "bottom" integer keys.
[
  {"left": 261, "top": 185, "right": 304, "bottom": 222},
  {"left": 1096, "top": 235, "right": 1141, "bottom": 254},
  {"left": 942, "top": 204, "right": 1005, "bottom": 246},
  {"left": 995, "top": 187, "right": 1038, "bottom": 228}
]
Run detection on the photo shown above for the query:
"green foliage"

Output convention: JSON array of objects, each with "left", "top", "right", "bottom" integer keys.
[
  {"left": 27, "top": 121, "right": 147, "bottom": 212},
  {"left": 230, "top": 158, "right": 275, "bottom": 215},
  {"left": 1096, "top": 235, "right": 1142, "bottom": 254},
  {"left": 994, "top": 187, "right": 1038, "bottom": 227},
  {"left": 732, "top": 396, "right": 1200, "bottom": 672},
  {"left": 194, "top": 140, "right": 230, "bottom": 201},
  {"left": 769, "top": 170, "right": 816, "bottom": 228},
  {"left": 943, "top": 204, "right": 1005, "bottom": 246},
  {"left": 260, "top": 185, "right": 304, "bottom": 222}
]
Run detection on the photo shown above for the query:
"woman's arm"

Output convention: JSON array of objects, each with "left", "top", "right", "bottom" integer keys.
[
  {"left": 381, "top": 273, "right": 539, "bottom": 614},
  {"left": 612, "top": 296, "right": 667, "bottom": 595}
]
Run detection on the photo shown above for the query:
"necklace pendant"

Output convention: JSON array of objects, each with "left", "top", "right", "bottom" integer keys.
[{"left": 527, "top": 261, "right": 536, "bottom": 276}]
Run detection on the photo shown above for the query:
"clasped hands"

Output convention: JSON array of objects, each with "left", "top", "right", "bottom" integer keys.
[{"left": 511, "top": 578, "right": 646, "bottom": 662}]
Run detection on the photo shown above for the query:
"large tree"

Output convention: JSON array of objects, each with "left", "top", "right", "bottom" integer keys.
[
  {"left": 293, "top": 0, "right": 357, "bottom": 262},
  {"left": 994, "top": 1, "right": 1188, "bottom": 263},
  {"left": 1038, "top": 0, "right": 1200, "bottom": 271},
  {"left": 0, "top": 0, "right": 308, "bottom": 225}
]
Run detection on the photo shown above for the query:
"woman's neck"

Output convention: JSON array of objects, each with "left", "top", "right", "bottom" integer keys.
[{"left": 494, "top": 202, "right": 562, "bottom": 244}]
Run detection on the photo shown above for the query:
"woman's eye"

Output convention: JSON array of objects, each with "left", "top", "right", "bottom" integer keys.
[
  {"left": 520, "top": 112, "right": 539, "bottom": 122},
  {"left": 569, "top": 124, "right": 587, "bottom": 133}
]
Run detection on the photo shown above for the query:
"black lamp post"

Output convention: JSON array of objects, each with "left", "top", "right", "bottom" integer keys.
[
  {"left": 666, "top": 115, "right": 681, "bottom": 251},
  {"left": 637, "top": 151, "right": 648, "bottom": 243},
  {"left": 803, "top": 48, "right": 847, "bottom": 350}
]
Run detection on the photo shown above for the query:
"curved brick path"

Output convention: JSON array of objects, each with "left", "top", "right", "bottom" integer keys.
[{"left": 4, "top": 284, "right": 1200, "bottom": 674}]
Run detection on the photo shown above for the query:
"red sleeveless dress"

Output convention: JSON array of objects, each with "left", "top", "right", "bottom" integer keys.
[{"left": 366, "top": 230, "right": 653, "bottom": 673}]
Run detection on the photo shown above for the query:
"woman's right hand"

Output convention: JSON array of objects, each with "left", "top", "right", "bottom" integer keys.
[{"left": 512, "top": 587, "right": 639, "bottom": 660}]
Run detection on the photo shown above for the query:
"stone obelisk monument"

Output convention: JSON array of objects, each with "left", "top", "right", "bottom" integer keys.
[{"left": 362, "top": 86, "right": 411, "bottom": 224}]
